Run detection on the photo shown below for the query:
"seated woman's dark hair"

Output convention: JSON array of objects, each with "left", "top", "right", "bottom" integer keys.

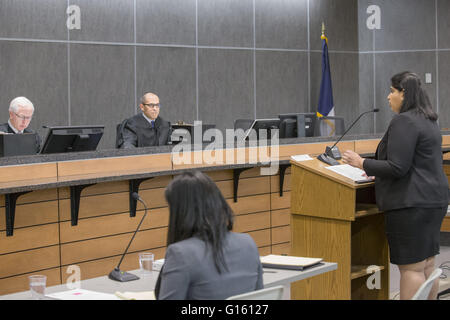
[
  {"left": 391, "top": 71, "right": 438, "bottom": 121},
  {"left": 165, "top": 171, "right": 234, "bottom": 273}
]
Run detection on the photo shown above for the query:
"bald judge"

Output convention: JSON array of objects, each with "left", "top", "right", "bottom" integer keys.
[{"left": 117, "top": 93, "right": 171, "bottom": 148}]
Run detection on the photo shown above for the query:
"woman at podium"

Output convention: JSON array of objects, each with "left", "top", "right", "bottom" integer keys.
[{"left": 342, "top": 71, "right": 448, "bottom": 300}]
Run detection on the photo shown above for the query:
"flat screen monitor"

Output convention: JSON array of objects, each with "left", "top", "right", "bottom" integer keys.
[
  {"left": 278, "top": 113, "right": 317, "bottom": 138},
  {"left": 279, "top": 118, "right": 297, "bottom": 138},
  {"left": 40, "top": 125, "right": 104, "bottom": 154},
  {"left": 171, "top": 123, "right": 216, "bottom": 144},
  {"left": 0, "top": 133, "right": 38, "bottom": 157},
  {"left": 244, "top": 118, "right": 281, "bottom": 140}
]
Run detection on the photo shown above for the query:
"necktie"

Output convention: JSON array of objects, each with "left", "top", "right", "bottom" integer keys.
[{"left": 151, "top": 120, "right": 155, "bottom": 128}]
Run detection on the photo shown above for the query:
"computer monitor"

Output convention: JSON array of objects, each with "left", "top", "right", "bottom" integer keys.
[
  {"left": 40, "top": 125, "right": 104, "bottom": 154},
  {"left": 171, "top": 123, "right": 216, "bottom": 144},
  {"left": 0, "top": 133, "right": 38, "bottom": 157},
  {"left": 244, "top": 118, "right": 281, "bottom": 140},
  {"left": 279, "top": 118, "right": 297, "bottom": 138},
  {"left": 278, "top": 113, "right": 317, "bottom": 138}
]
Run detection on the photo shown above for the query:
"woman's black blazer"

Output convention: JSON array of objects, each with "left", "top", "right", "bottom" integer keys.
[{"left": 363, "top": 110, "right": 449, "bottom": 211}]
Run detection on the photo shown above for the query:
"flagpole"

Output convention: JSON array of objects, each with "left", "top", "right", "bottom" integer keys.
[{"left": 317, "top": 21, "right": 335, "bottom": 135}]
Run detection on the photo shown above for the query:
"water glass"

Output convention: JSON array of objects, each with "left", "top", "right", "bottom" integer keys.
[
  {"left": 29, "top": 275, "right": 47, "bottom": 299},
  {"left": 139, "top": 252, "right": 154, "bottom": 275}
]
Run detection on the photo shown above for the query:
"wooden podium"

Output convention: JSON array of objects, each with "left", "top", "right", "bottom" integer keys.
[{"left": 290, "top": 158, "right": 389, "bottom": 300}]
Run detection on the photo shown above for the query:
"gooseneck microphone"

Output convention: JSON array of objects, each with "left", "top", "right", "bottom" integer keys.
[
  {"left": 317, "top": 108, "right": 380, "bottom": 166},
  {"left": 109, "top": 192, "right": 149, "bottom": 282}
]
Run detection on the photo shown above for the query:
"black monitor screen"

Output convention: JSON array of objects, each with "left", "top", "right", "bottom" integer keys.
[
  {"left": 278, "top": 113, "right": 317, "bottom": 138},
  {"left": 279, "top": 118, "right": 297, "bottom": 138},
  {"left": 171, "top": 123, "right": 216, "bottom": 144},
  {"left": 40, "top": 125, "right": 104, "bottom": 154},
  {"left": 245, "top": 119, "right": 280, "bottom": 140}
]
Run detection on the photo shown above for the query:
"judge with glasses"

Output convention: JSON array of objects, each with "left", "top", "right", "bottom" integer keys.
[
  {"left": 116, "top": 92, "right": 171, "bottom": 148},
  {"left": 0, "top": 96, "right": 41, "bottom": 153}
]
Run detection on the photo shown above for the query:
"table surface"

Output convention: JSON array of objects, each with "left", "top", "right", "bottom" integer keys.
[{"left": 0, "top": 262, "right": 337, "bottom": 300}]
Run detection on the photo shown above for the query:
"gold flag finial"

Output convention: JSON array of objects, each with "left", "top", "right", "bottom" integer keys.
[{"left": 321, "top": 22, "right": 327, "bottom": 42}]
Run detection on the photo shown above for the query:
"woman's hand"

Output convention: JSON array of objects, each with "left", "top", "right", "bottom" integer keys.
[
  {"left": 342, "top": 150, "right": 365, "bottom": 170},
  {"left": 362, "top": 172, "right": 375, "bottom": 181}
]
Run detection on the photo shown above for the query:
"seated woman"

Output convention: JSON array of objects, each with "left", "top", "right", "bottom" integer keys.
[{"left": 155, "top": 171, "right": 263, "bottom": 300}]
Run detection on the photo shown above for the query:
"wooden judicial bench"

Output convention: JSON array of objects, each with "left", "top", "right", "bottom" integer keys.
[{"left": 0, "top": 136, "right": 449, "bottom": 298}]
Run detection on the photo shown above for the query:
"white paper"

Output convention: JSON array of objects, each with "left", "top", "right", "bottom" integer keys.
[
  {"left": 115, "top": 291, "right": 155, "bottom": 300},
  {"left": 290, "top": 154, "right": 313, "bottom": 162},
  {"left": 46, "top": 289, "right": 120, "bottom": 300},
  {"left": 325, "top": 164, "right": 371, "bottom": 182},
  {"left": 153, "top": 258, "right": 165, "bottom": 271}
]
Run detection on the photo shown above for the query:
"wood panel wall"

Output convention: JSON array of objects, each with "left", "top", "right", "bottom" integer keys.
[{"left": 0, "top": 165, "right": 291, "bottom": 295}]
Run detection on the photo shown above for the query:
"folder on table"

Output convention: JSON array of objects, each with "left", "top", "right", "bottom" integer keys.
[{"left": 260, "top": 255, "right": 323, "bottom": 270}]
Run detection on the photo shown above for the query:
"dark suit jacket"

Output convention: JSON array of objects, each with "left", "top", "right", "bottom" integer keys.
[
  {"left": 117, "top": 114, "right": 171, "bottom": 148},
  {"left": 155, "top": 232, "right": 264, "bottom": 300},
  {"left": 363, "top": 110, "right": 449, "bottom": 211},
  {"left": 0, "top": 123, "right": 41, "bottom": 153}
]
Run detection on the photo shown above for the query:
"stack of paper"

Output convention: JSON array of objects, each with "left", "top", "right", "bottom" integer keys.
[
  {"left": 290, "top": 154, "right": 313, "bottom": 162},
  {"left": 115, "top": 291, "right": 155, "bottom": 300},
  {"left": 325, "top": 164, "right": 373, "bottom": 183},
  {"left": 46, "top": 289, "right": 120, "bottom": 300},
  {"left": 152, "top": 258, "right": 165, "bottom": 271},
  {"left": 260, "top": 255, "right": 323, "bottom": 270}
]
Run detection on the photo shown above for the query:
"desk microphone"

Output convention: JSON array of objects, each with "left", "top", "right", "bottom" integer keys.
[
  {"left": 317, "top": 108, "right": 379, "bottom": 166},
  {"left": 108, "top": 192, "right": 149, "bottom": 282}
]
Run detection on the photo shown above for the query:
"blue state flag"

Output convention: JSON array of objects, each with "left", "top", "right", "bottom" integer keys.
[{"left": 317, "top": 35, "right": 334, "bottom": 118}]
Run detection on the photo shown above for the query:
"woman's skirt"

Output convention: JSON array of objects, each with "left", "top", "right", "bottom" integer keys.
[{"left": 384, "top": 206, "right": 447, "bottom": 265}]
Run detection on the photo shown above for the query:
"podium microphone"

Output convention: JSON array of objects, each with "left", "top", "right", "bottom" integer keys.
[
  {"left": 317, "top": 108, "right": 379, "bottom": 166},
  {"left": 109, "top": 192, "right": 149, "bottom": 282}
]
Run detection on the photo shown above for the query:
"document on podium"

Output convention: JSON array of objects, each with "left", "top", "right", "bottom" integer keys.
[{"left": 325, "top": 164, "right": 373, "bottom": 183}]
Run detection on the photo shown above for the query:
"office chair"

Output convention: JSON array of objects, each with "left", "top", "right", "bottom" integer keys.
[
  {"left": 115, "top": 119, "right": 128, "bottom": 148},
  {"left": 226, "top": 285, "right": 285, "bottom": 300},
  {"left": 411, "top": 268, "right": 442, "bottom": 300}
]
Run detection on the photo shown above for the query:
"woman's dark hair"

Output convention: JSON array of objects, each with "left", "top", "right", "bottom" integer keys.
[
  {"left": 391, "top": 71, "right": 438, "bottom": 121},
  {"left": 165, "top": 171, "right": 234, "bottom": 273}
]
